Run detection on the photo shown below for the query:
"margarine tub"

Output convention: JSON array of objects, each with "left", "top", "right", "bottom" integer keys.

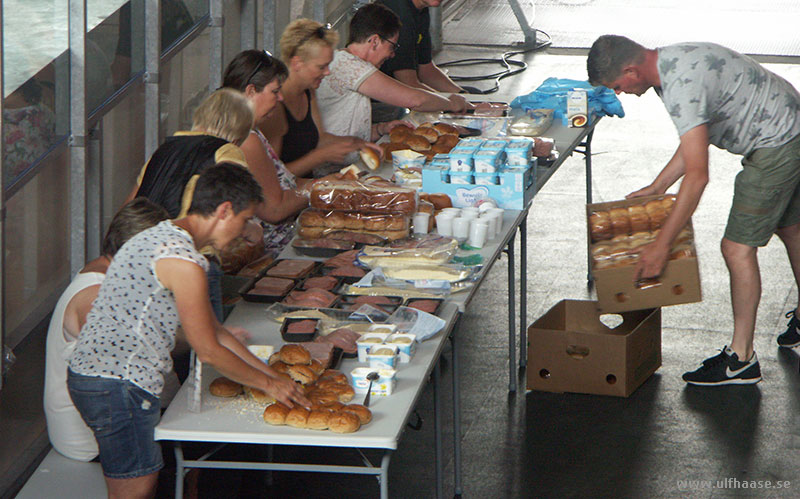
[
  {"left": 505, "top": 139, "right": 533, "bottom": 166},
  {"left": 356, "top": 332, "right": 390, "bottom": 362},
  {"left": 368, "top": 343, "right": 399, "bottom": 369},
  {"left": 386, "top": 333, "right": 416, "bottom": 362},
  {"left": 392, "top": 149, "right": 426, "bottom": 169},
  {"left": 482, "top": 139, "right": 507, "bottom": 150},
  {"left": 368, "top": 324, "right": 398, "bottom": 335},
  {"left": 449, "top": 149, "right": 474, "bottom": 172},
  {"left": 247, "top": 344, "right": 274, "bottom": 364},
  {"left": 351, "top": 367, "right": 397, "bottom": 396},
  {"left": 475, "top": 171, "right": 499, "bottom": 186},
  {"left": 474, "top": 149, "right": 503, "bottom": 173},
  {"left": 449, "top": 171, "right": 473, "bottom": 185}
]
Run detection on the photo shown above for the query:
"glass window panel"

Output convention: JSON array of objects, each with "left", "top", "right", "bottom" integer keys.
[
  {"left": 160, "top": 32, "right": 210, "bottom": 139},
  {"left": 161, "top": 0, "right": 208, "bottom": 52},
  {"left": 3, "top": 0, "right": 69, "bottom": 184},
  {"left": 4, "top": 146, "right": 71, "bottom": 336}
]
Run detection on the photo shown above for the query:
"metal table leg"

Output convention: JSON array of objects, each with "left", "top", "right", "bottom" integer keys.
[
  {"left": 507, "top": 232, "right": 517, "bottom": 392},
  {"left": 174, "top": 443, "right": 185, "bottom": 499},
  {"left": 380, "top": 451, "right": 392, "bottom": 499},
  {"left": 451, "top": 314, "right": 463, "bottom": 498},
  {"left": 434, "top": 358, "right": 443, "bottom": 499},
  {"left": 519, "top": 214, "right": 528, "bottom": 368},
  {"left": 582, "top": 129, "right": 595, "bottom": 283}
]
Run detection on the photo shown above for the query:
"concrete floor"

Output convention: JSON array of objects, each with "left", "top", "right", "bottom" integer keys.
[{"left": 190, "top": 46, "right": 800, "bottom": 498}]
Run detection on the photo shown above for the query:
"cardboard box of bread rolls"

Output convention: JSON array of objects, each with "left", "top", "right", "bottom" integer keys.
[
  {"left": 527, "top": 300, "right": 661, "bottom": 397},
  {"left": 587, "top": 195, "right": 701, "bottom": 313}
]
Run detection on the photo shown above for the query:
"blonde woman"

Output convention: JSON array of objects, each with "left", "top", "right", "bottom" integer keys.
[{"left": 261, "top": 19, "right": 382, "bottom": 177}]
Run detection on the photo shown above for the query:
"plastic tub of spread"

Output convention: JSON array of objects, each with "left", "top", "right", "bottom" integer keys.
[
  {"left": 392, "top": 149, "right": 426, "bottom": 169},
  {"left": 449, "top": 149, "right": 474, "bottom": 172},
  {"left": 474, "top": 172, "right": 499, "bottom": 185},
  {"left": 247, "top": 344, "right": 275, "bottom": 364},
  {"left": 474, "top": 149, "right": 503, "bottom": 173},
  {"left": 351, "top": 367, "right": 396, "bottom": 396},
  {"left": 356, "top": 333, "right": 390, "bottom": 362},
  {"left": 449, "top": 171, "right": 474, "bottom": 185},
  {"left": 367, "top": 343, "right": 399, "bottom": 369},
  {"left": 505, "top": 139, "right": 533, "bottom": 166},
  {"left": 481, "top": 139, "right": 507, "bottom": 150},
  {"left": 385, "top": 333, "right": 416, "bottom": 363}
]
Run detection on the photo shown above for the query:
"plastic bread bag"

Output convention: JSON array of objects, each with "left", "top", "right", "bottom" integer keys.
[
  {"left": 263, "top": 302, "right": 356, "bottom": 324},
  {"left": 297, "top": 207, "right": 410, "bottom": 243},
  {"left": 309, "top": 178, "right": 418, "bottom": 215},
  {"left": 387, "top": 306, "right": 446, "bottom": 342},
  {"left": 508, "top": 108, "right": 553, "bottom": 136},
  {"left": 356, "top": 234, "right": 459, "bottom": 268}
]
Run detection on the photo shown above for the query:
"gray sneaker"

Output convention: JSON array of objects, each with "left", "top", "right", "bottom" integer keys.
[{"left": 682, "top": 346, "right": 761, "bottom": 386}]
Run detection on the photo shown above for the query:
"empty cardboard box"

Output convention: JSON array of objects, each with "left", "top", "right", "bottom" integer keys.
[
  {"left": 527, "top": 300, "right": 661, "bottom": 397},
  {"left": 587, "top": 195, "right": 702, "bottom": 313}
]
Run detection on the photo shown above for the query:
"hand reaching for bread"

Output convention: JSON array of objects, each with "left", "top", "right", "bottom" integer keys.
[
  {"left": 315, "top": 327, "right": 359, "bottom": 353},
  {"left": 265, "top": 374, "right": 311, "bottom": 409}
]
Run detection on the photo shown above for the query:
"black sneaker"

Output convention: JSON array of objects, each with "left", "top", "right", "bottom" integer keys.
[
  {"left": 682, "top": 346, "right": 762, "bottom": 385},
  {"left": 777, "top": 310, "right": 800, "bottom": 348}
]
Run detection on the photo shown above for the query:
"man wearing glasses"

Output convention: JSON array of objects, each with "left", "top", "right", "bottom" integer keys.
[{"left": 373, "top": 0, "right": 471, "bottom": 120}]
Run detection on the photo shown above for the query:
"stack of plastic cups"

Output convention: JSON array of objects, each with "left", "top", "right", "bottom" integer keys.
[
  {"left": 487, "top": 208, "right": 504, "bottom": 239},
  {"left": 435, "top": 211, "right": 456, "bottom": 236},
  {"left": 468, "top": 218, "right": 489, "bottom": 248}
]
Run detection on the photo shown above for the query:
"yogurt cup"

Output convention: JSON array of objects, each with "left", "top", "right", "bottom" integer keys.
[
  {"left": 386, "top": 333, "right": 417, "bottom": 363},
  {"left": 356, "top": 333, "right": 389, "bottom": 362},
  {"left": 351, "top": 367, "right": 397, "bottom": 396},
  {"left": 368, "top": 344, "right": 399, "bottom": 369},
  {"left": 247, "top": 345, "right": 275, "bottom": 364}
]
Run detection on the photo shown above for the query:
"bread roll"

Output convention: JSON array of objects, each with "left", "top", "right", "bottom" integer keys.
[
  {"left": 434, "top": 133, "right": 460, "bottom": 150},
  {"left": 420, "top": 193, "right": 452, "bottom": 211},
  {"left": 263, "top": 403, "right": 291, "bottom": 425},
  {"left": 310, "top": 179, "right": 417, "bottom": 215},
  {"left": 342, "top": 404, "right": 373, "bottom": 425},
  {"left": 318, "top": 370, "right": 348, "bottom": 384},
  {"left": 609, "top": 208, "right": 631, "bottom": 236},
  {"left": 415, "top": 126, "right": 439, "bottom": 143},
  {"left": 627, "top": 205, "right": 650, "bottom": 233},
  {"left": 307, "top": 389, "right": 339, "bottom": 406},
  {"left": 286, "top": 407, "right": 310, "bottom": 429},
  {"left": 328, "top": 410, "right": 361, "bottom": 433},
  {"left": 308, "top": 359, "right": 324, "bottom": 376},
  {"left": 589, "top": 211, "right": 613, "bottom": 242},
  {"left": 406, "top": 134, "right": 432, "bottom": 152},
  {"left": 389, "top": 125, "right": 413, "bottom": 143},
  {"left": 381, "top": 142, "right": 411, "bottom": 161},
  {"left": 336, "top": 384, "right": 355, "bottom": 403},
  {"left": 209, "top": 377, "right": 243, "bottom": 397},
  {"left": 279, "top": 344, "right": 312, "bottom": 365},
  {"left": 271, "top": 361, "right": 291, "bottom": 375},
  {"left": 245, "top": 386, "right": 275, "bottom": 405},
  {"left": 268, "top": 353, "right": 281, "bottom": 365},
  {"left": 661, "top": 196, "right": 676, "bottom": 211},
  {"left": 433, "top": 122, "right": 459, "bottom": 136},
  {"left": 320, "top": 401, "right": 345, "bottom": 412},
  {"left": 306, "top": 410, "right": 332, "bottom": 430},
  {"left": 287, "top": 364, "right": 317, "bottom": 385},
  {"left": 359, "top": 148, "right": 380, "bottom": 171}
]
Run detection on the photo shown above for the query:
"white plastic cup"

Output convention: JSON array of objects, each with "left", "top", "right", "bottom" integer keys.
[
  {"left": 462, "top": 207, "right": 480, "bottom": 218},
  {"left": 442, "top": 207, "right": 461, "bottom": 217},
  {"left": 413, "top": 212, "right": 431, "bottom": 234},
  {"left": 452, "top": 217, "right": 470, "bottom": 242},
  {"left": 480, "top": 213, "right": 498, "bottom": 240},
  {"left": 435, "top": 213, "right": 455, "bottom": 236},
  {"left": 468, "top": 220, "right": 489, "bottom": 248}
]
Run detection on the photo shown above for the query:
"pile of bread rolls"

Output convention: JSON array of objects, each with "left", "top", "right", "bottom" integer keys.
[
  {"left": 264, "top": 345, "right": 370, "bottom": 433},
  {"left": 589, "top": 195, "right": 695, "bottom": 270},
  {"left": 383, "top": 122, "right": 461, "bottom": 160}
]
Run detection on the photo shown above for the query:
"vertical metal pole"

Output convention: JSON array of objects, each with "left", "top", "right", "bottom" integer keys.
[
  {"left": 0, "top": 1, "right": 5, "bottom": 388},
  {"left": 312, "top": 0, "right": 325, "bottom": 23},
  {"left": 585, "top": 129, "right": 594, "bottom": 283},
  {"left": 262, "top": 0, "right": 277, "bottom": 55},
  {"left": 450, "top": 315, "right": 463, "bottom": 497},
  {"left": 240, "top": 0, "right": 256, "bottom": 50},
  {"left": 433, "top": 359, "right": 443, "bottom": 499},
  {"left": 430, "top": 6, "right": 442, "bottom": 53},
  {"left": 519, "top": 215, "right": 528, "bottom": 367},
  {"left": 507, "top": 235, "right": 516, "bottom": 392},
  {"left": 69, "top": 0, "right": 88, "bottom": 277},
  {"left": 144, "top": 0, "right": 160, "bottom": 159},
  {"left": 86, "top": 126, "right": 102, "bottom": 258},
  {"left": 209, "top": 0, "right": 224, "bottom": 91}
]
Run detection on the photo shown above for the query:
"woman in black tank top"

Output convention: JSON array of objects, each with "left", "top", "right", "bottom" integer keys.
[{"left": 260, "top": 19, "right": 382, "bottom": 178}]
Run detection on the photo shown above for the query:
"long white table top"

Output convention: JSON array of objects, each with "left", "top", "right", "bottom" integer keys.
[{"left": 155, "top": 301, "right": 458, "bottom": 450}]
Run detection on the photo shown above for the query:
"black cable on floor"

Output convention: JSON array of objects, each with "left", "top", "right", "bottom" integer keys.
[{"left": 438, "top": 28, "right": 552, "bottom": 95}]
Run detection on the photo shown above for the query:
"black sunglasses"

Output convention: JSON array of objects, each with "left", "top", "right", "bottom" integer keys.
[
  {"left": 379, "top": 36, "right": 400, "bottom": 53},
  {"left": 291, "top": 23, "right": 332, "bottom": 58},
  {"left": 245, "top": 49, "right": 274, "bottom": 86}
]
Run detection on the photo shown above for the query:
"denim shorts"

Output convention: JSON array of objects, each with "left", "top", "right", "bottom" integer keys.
[
  {"left": 725, "top": 133, "right": 800, "bottom": 246},
  {"left": 67, "top": 370, "right": 163, "bottom": 479}
]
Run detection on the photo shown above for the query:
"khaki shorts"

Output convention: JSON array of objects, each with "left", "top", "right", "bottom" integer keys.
[{"left": 725, "top": 133, "right": 800, "bottom": 247}]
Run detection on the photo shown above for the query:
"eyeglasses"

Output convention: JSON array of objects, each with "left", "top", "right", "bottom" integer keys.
[
  {"left": 245, "top": 49, "right": 274, "bottom": 86},
  {"left": 379, "top": 36, "right": 400, "bottom": 54},
  {"left": 291, "top": 23, "right": 332, "bottom": 58}
]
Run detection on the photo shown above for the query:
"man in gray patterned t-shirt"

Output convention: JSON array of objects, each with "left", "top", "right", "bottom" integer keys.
[{"left": 588, "top": 35, "right": 800, "bottom": 386}]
